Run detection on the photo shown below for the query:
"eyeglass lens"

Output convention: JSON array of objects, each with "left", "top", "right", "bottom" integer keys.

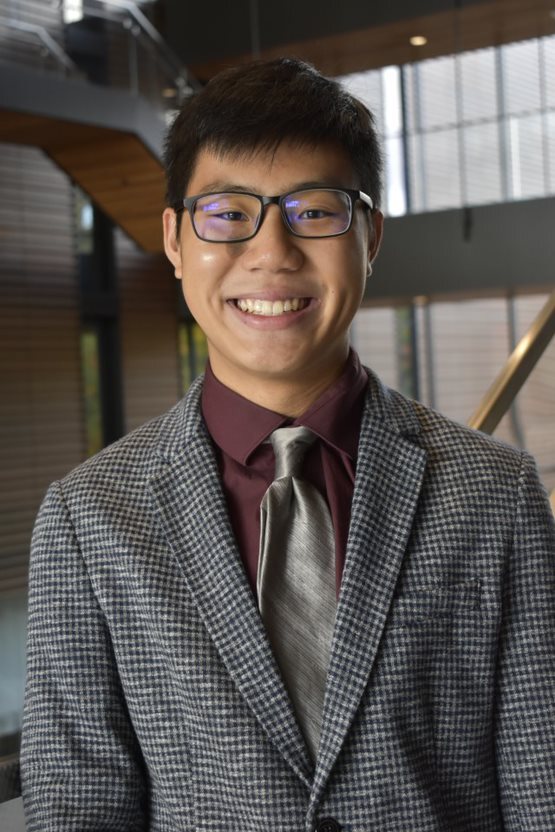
[{"left": 192, "top": 189, "right": 352, "bottom": 241}]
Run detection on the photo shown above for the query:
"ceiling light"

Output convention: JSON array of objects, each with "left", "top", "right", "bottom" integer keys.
[
  {"left": 63, "top": 0, "right": 83, "bottom": 24},
  {"left": 410, "top": 35, "right": 428, "bottom": 47}
]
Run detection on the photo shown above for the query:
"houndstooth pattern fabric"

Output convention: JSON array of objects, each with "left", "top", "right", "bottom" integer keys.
[{"left": 20, "top": 369, "right": 555, "bottom": 832}]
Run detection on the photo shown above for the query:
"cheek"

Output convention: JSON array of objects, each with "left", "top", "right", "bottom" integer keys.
[
  {"left": 180, "top": 245, "right": 231, "bottom": 306},
  {"left": 323, "top": 246, "right": 367, "bottom": 300},
  {"left": 182, "top": 245, "right": 223, "bottom": 275}
]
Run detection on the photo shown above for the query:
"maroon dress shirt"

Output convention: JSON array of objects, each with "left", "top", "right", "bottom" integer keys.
[{"left": 201, "top": 350, "right": 369, "bottom": 598}]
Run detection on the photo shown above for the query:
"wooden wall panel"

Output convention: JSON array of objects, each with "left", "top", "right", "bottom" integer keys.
[
  {"left": 0, "top": 144, "right": 85, "bottom": 594},
  {"left": 116, "top": 228, "right": 181, "bottom": 433}
]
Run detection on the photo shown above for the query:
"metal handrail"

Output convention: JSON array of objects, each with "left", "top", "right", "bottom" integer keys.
[
  {"left": 468, "top": 288, "right": 555, "bottom": 434},
  {"left": 0, "top": 17, "right": 79, "bottom": 73}
]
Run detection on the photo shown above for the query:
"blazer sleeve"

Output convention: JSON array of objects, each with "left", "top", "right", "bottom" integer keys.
[
  {"left": 494, "top": 451, "right": 555, "bottom": 830},
  {"left": 20, "top": 481, "right": 148, "bottom": 831}
]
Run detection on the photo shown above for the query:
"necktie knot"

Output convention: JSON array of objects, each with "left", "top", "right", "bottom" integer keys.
[{"left": 270, "top": 426, "right": 316, "bottom": 480}]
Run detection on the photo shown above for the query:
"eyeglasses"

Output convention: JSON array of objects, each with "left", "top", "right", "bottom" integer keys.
[{"left": 177, "top": 187, "right": 374, "bottom": 243}]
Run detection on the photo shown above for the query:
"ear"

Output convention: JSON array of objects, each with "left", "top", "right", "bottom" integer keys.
[
  {"left": 367, "top": 210, "right": 384, "bottom": 274},
  {"left": 162, "top": 208, "right": 183, "bottom": 279}
]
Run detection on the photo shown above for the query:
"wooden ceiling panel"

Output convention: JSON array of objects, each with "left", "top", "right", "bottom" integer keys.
[{"left": 190, "top": 0, "right": 555, "bottom": 79}]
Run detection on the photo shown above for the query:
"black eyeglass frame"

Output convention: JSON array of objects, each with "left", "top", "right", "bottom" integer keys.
[{"left": 175, "top": 187, "right": 375, "bottom": 243}]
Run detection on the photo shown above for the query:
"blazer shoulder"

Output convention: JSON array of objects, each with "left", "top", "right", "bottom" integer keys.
[
  {"left": 57, "top": 385, "right": 201, "bottom": 499},
  {"left": 375, "top": 375, "right": 526, "bottom": 476},
  {"left": 362, "top": 371, "right": 553, "bottom": 543},
  {"left": 415, "top": 396, "right": 520, "bottom": 452}
]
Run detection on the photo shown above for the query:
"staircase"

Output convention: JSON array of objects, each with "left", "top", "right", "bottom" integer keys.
[{"left": 0, "top": 2, "right": 197, "bottom": 252}]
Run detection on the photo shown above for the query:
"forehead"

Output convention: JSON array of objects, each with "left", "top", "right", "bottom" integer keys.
[{"left": 186, "top": 140, "right": 359, "bottom": 195}]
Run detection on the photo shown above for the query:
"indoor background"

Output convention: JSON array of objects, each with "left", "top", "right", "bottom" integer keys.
[{"left": 1, "top": 0, "right": 554, "bottom": 814}]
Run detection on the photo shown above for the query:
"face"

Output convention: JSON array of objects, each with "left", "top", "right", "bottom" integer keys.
[{"left": 163, "top": 140, "right": 383, "bottom": 407}]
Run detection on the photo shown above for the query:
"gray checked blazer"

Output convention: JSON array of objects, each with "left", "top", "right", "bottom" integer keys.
[{"left": 21, "top": 370, "right": 555, "bottom": 832}]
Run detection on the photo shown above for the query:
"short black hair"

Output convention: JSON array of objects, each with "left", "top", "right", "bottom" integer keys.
[{"left": 164, "top": 57, "right": 383, "bottom": 231}]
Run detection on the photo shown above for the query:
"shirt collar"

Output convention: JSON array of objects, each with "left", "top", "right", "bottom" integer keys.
[{"left": 201, "top": 349, "right": 368, "bottom": 466}]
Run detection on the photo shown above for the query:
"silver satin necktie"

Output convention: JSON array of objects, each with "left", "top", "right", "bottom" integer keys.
[{"left": 257, "top": 426, "right": 337, "bottom": 761}]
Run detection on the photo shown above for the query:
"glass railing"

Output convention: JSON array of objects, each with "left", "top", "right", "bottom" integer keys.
[{"left": 0, "top": 0, "right": 199, "bottom": 115}]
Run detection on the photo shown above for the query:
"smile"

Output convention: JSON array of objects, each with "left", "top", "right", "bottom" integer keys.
[{"left": 234, "top": 298, "right": 309, "bottom": 316}]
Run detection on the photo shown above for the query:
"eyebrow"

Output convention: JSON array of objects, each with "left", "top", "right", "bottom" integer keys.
[{"left": 190, "top": 180, "right": 347, "bottom": 196}]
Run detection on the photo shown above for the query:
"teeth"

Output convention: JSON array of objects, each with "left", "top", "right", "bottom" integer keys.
[{"left": 235, "top": 298, "right": 307, "bottom": 316}]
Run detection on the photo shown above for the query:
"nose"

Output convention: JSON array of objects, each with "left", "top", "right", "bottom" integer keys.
[{"left": 241, "top": 204, "right": 304, "bottom": 273}]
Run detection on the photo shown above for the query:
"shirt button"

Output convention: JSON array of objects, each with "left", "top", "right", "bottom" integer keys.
[{"left": 315, "top": 819, "right": 342, "bottom": 832}]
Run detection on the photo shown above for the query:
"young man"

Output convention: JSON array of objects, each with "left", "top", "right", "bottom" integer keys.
[{"left": 22, "top": 59, "right": 554, "bottom": 832}]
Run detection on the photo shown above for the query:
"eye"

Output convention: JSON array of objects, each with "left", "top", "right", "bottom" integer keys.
[
  {"left": 285, "top": 191, "right": 346, "bottom": 224},
  {"left": 198, "top": 194, "right": 258, "bottom": 223},
  {"left": 299, "top": 208, "right": 333, "bottom": 220},
  {"left": 214, "top": 210, "right": 248, "bottom": 222}
]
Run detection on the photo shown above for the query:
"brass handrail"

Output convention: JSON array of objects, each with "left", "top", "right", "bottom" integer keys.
[{"left": 468, "top": 289, "right": 555, "bottom": 435}]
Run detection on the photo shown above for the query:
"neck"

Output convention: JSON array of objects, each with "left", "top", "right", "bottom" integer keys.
[{"left": 208, "top": 356, "right": 349, "bottom": 417}]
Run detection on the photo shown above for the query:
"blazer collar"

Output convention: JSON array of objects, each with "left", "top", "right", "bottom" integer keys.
[
  {"left": 309, "top": 369, "right": 427, "bottom": 809},
  {"left": 154, "top": 364, "right": 423, "bottom": 463},
  {"left": 149, "top": 376, "right": 314, "bottom": 786}
]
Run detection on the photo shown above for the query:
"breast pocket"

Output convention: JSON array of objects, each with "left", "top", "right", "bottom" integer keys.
[{"left": 386, "top": 579, "right": 481, "bottom": 629}]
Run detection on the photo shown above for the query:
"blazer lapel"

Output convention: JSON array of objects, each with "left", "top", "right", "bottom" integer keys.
[
  {"left": 148, "top": 379, "right": 313, "bottom": 787},
  {"left": 311, "top": 376, "right": 427, "bottom": 806}
]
